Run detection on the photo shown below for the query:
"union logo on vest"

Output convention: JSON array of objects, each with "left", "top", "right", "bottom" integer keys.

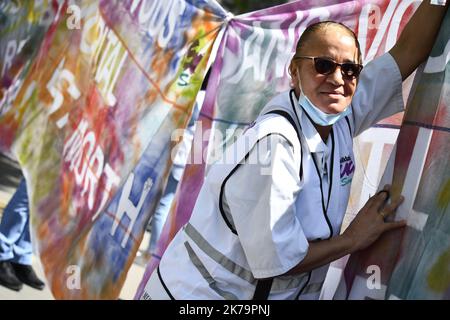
[{"left": 340, "top": 155, "right": 355, "bottom": 186}]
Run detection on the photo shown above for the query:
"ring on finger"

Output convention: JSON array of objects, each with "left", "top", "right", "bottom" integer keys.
[{"left": 379, "top": 210, "right": 388, "bottom": 219}]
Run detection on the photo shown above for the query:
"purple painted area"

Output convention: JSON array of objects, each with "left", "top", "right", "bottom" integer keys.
[
  {"left": 226, "top": 31, "right": 240, "bottom": 55},
  {"left": 341, "top": 160, "right": 355, "bottom": 178}
]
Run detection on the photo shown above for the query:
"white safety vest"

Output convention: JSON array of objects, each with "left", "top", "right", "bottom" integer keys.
[{"left": 142, "top": 53, "right": 404, "bottom": 300}]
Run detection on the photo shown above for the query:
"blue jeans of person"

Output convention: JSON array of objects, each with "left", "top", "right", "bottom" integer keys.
[
  {"left": 148, "top": 173, "right": 178, "bottom": 256},
  {"left": 0, "top": 178, "right": 32, "bottom": 265}
]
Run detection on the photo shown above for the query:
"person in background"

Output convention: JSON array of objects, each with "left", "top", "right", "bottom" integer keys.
[{"left": 0, "top": 178, "right": 45, "bottom": 291}]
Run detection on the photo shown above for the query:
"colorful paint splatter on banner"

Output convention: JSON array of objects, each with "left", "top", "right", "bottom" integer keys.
[
  {"left": 0, "top": 0, "right": 61, "bottom": 147},
  {"left": 0, "top": 0, "right": 225, "bottom": 299},
  {"left": 136, "top": 0, "right": 419, "bottom": 298},
  {"left": 334, "top": 9, "right": 450, "bottom": 300}
]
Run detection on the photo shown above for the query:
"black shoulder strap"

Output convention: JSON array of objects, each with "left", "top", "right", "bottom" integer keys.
[
  {"left": 250, "top": 109, "right": 304, "bottom": 300},
  {"left": 344, "top": 115, "right": 353, "bottom": 137},
  {"left": 252, "top": 278, "right": 274, "bottom": 300},
  {"left": 265, "top": 109, "right": 303, "bottom": 180}
]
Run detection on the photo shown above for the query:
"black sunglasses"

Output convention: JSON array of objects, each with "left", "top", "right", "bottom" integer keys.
[{"left": 294, "top": 56, "right": 363, "bottom": 79}]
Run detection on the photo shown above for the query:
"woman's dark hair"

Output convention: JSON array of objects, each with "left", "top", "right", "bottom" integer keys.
[{"left": 296, "top": 21, "right": 362, "bottom": 64}]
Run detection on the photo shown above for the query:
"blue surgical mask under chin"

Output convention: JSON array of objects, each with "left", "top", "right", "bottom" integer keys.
[{"left": 298, "top": 92, "right": 352, "bottom": 126}]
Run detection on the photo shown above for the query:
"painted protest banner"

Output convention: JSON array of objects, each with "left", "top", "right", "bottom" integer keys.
[
  {"left": 136, "top": 0, "right": 419, "bottom": 298},
  {"left": 0, "top": 0, "right": 225, "bottom": 299},
  {"left": 0, "top": 0, "right": 61, "bottom": 148},
  {"left": 334, "top": 9, "right": 450, "bottom": 299}
]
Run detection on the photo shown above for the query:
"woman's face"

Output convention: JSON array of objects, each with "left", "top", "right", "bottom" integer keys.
[{"left": 290, "top": 26, "right": 360, "bottom": 115}]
